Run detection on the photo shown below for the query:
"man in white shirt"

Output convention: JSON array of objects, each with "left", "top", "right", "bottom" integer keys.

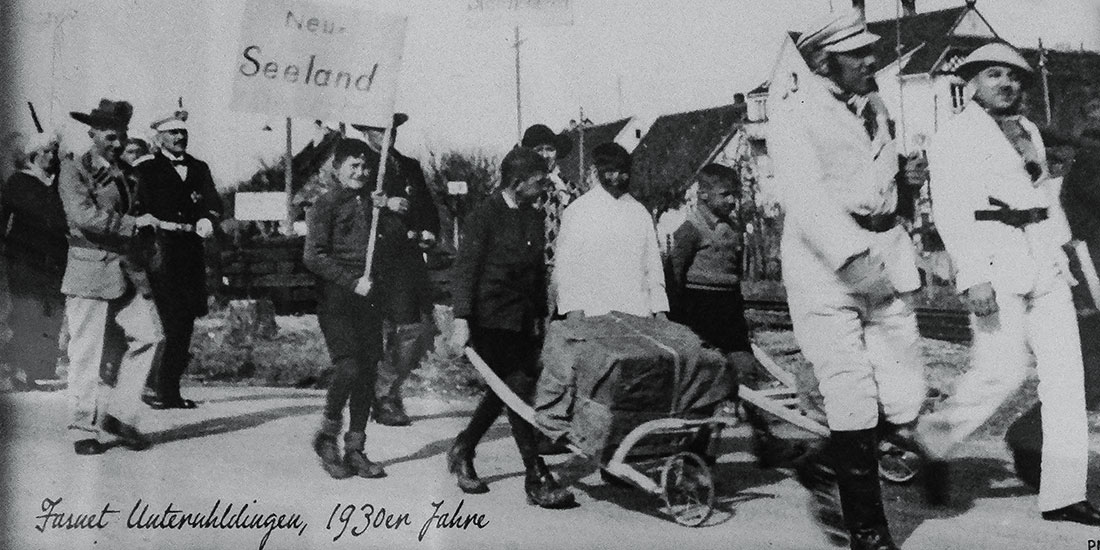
[
  {"left": 769, "top": 9, "right": 928, "bottom": 549},
  {"left": 921, "top": 42, "right": 1100, "bottom": 526},
  {"left": 554, "top": 142, "right": 668, "bottom": 319}
]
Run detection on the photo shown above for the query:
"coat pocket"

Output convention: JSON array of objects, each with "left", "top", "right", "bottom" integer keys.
[{"left": 62, "top": 247, "right": 125, "bottom": 299}]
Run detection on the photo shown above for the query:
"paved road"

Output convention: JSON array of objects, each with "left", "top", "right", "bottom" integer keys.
[{"left": 2, "top": 387, "right": 1098, "bottom": 550}]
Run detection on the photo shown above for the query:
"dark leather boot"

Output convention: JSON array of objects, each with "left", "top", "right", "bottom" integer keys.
[
  {"left": 447, "top": 437, "right": 489, "bottom": 494},
  {"left": 344, "top": 432, "right": 386, "bottom": 478},
  {"left": 373, "top": 396, "right": 411, "bottom": 427},
  {"left": 524, "top": 458, "right": 576, "bottom": 509},
  {"left": 74, "top": 439, "right": 106, "bottom": 455},
  {"left": 313, "top": 418, "right": 353, "bottom": 479},
  {"left": 1042, "top": 501, "right": 1100, "bottom": 526},
  {"left": 832, "top": 429, "right": 898, "bottom": 550},
  {"left": 101, "top": 415, "right": 152, "bottom": 451}
]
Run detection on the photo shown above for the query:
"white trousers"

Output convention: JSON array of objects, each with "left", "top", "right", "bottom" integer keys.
[
  {"left": 918, "top": 270, "right": 1087, "bottom": 511},
  {"left": 789, "top": 291, "right": 926, "bottom": 432},
  {"left": 66, "top": 292, "right": 163, "bottom": 441}
]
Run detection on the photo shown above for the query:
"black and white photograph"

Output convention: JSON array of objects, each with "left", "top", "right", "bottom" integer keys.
[{"left": 1, "top": 0, "right": 1099, "bottom": 548}]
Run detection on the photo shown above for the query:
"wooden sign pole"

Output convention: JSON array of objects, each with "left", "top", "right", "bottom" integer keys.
[{"left": 363, "top": 123, "right": 395, "bottom": 279}]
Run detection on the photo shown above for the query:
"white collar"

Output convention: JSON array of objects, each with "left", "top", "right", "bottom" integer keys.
[
  {"left": 592, "top": 182, "right": 633, "bottom": 203},
  {"left": 19, "top": 166, "right": 51, "bottom": 186},
  {"left": 162, "top": 151, "right": 186, "bottom": 163},
  {"left": 501, "top": 190, "right": 519, "bottom": 209}
]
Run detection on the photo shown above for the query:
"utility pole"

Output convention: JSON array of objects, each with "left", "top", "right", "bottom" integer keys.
[
  {"left": 1039, "top": 38, "right": 1053, "bottom": 125},
  {"left": 513, "top": 26, "right": 524, "bottom": 142},
  {"left": 284, "top": 117, "right": 294, "bottom": 235},
  {"left": 617, "top": 75, "right": 624, "bottom": 119},
  {"left": 571, "top": 108, "right": 593, "bottom": 190}
]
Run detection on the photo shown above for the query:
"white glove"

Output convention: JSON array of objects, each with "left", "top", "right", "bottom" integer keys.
[
  {"left": 451, "top": 318, "right": 470, "bottom": 353},
  {"left": 353, "top": 276, "right": 373, "bottom": 297}
]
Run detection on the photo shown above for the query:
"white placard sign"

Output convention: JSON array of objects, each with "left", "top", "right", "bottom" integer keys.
[
  {"left": 464, "top": 0, "right": 574, "bottom": 28},
  {"left": 447, "top": 180, "right": 469, "bottom": 195},
  {"left": 235, "top": 192, "right": 290, "bottom": 221},
  {"left": 231, "top": 0, "right": 407, "bottom": 125}
]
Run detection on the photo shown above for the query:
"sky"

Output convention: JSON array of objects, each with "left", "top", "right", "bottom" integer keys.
[{"left": 5, "top": 0, "right": 1098, "bottom": 188}]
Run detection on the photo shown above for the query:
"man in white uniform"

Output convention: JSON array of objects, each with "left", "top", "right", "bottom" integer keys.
[
  {"left": 555, "top": 142, "right": 668, "bottom": 319},
  {"left": 769, "top": 9, "right": 927, "bottom": 549},
  {"left": 921, "top": 42, "right": 1100, "bottom": 525}
]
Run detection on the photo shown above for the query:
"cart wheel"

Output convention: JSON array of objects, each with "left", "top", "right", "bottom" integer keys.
[
  {"left": 659, "top": 452, "right": 715, "bottom": 527},
  {"left": 878, "top": 441, "right": 920, "bottom": 484}
]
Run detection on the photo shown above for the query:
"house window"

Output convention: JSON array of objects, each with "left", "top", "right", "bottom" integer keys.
[
  {"left": 950, "top": 82, "right": 967, "bottom": 111},
  {"left": 747, "top": 96, "right": 768, "bottom": 122}
]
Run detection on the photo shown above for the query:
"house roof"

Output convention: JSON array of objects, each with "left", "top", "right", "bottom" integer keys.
[
  {"left": 864, "top": 6, "right": 972, "bottom": 75},
  {"left": 630, "top": 103, "right": 746, "bottom": 214},
  {"left": 558, "top": 117, "right": 632, "bottom": 186}
]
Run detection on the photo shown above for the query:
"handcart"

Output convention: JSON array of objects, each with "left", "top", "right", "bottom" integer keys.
[
  {"left": 464, "top": 323, "right": 918, "bottom": 526},
  {"left": 461, "top": 316, "right": 842, "bottom": 527}
]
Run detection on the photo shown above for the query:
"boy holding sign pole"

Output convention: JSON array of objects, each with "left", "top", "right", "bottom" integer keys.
[{"left": 304, "top": 138, "right": 401, "bottom": 479}]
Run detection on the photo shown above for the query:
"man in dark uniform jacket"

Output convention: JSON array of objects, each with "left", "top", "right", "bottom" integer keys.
[
  {"left": 353, "top": 113, "right": 440, "bottom": 426},
  {"left": 1007, "top": 116, "right": 1100, "bottom": 489},
  {"left": 137, "top": 110, "right": 222, "bottom": 409}
]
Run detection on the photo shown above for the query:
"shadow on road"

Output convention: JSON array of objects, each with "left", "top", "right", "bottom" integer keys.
[
  {"left": 148, "top": 404, "right": 320, "bottom": 445},
  {"left": 889, "top": 456, "right": 1032, "bottom": 545},
  {"left": 549, "top": 448, "right": 786, "bottom": 527},
  {"left": 379, "top": 424, "right": 512, "bottom": 470},
  {"left": 199, "top": 391, "right": 323, "bottom": 404}
]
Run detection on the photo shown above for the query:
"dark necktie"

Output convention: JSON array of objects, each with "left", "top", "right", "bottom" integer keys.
[{"left": 994, "top": 117, "right": 1043, "bottom": 182}]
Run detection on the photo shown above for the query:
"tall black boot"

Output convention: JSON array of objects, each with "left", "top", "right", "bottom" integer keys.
[
  {"left": 832, "top": 429, "right": 898, "bottom": 550},
  {"left": 523, "top": 456, "right": 576, "bottom": 509},
  {"left": 447, "top": 434, "right": 489, "bottom": 494}
]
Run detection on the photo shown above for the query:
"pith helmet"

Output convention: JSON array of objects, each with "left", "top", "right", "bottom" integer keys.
[{"left": 956, "top": 42, "right": 1034, "bottom": 82}]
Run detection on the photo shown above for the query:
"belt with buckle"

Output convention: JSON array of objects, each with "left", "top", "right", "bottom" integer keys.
[{"left": 974, "top": 197, "right": 1048, "bottom": 229}]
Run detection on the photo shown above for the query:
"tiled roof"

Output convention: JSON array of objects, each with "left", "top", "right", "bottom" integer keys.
[
  {"left": 630, "top": 103, "right": 746, "bottom": 214},
  {"left": 866, "top": 6, "right": 971, "bottom": 75},
  {"left": 558, "top": 117, "right": 632, "bottom": 187}
]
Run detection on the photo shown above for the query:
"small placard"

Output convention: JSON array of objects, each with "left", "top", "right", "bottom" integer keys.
[
  {"left": 235, "top": 191, "right": 288, "bottom": 221},
  {"left": 447, "top": 181, "right": 469, "bottom": 195}
]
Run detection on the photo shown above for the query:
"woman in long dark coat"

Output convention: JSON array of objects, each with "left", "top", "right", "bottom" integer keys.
[{"left": 0, "top": 133, "right": 66, "bottom": 384}]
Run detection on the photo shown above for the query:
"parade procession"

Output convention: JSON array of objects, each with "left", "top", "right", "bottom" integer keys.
[{"left": 3, "top": 0, "right": 1100, "bottom": 549}]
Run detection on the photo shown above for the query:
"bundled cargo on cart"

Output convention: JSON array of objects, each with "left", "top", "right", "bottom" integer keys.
[{"left": 533, "top": 312, "right": 736, "bottom": 457}]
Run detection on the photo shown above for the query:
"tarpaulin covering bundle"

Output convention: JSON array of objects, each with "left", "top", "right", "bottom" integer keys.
[{"left": 534, "top": 312, "right": 735, "bottom": 457}]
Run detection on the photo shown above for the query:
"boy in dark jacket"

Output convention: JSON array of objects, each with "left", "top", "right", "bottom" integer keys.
[
  {"left": 669, "top": 163, "right": 804, "bottom": 468},
  {"left": 303, "top": 138, "right": 400, "bottom": 479},
  {"left": 447, "top": 147, "right": 575, "bottom": 508}
]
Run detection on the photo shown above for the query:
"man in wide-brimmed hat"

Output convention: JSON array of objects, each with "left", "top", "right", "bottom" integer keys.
[
  {"left": 136, "top": 109, "right": 222, "bottom": 410},
  {"left": 922, "top": 41, "right": 1100, "bottom": 526},
  {"left": 351, "top": 113, "right": 440, "bottom": 427},
  {"left": 58, "top": 98, "right": 163, "bottom": 455},
  {"left": 769, "top": 8, "right": 930, "bottom": 549}
]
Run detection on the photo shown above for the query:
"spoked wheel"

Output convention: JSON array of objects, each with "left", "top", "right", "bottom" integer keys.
[
  {"left": 878, "top": 440, "right": 920, "bottom": 484},
  {"left": 659, "top": 452, "right": 715, "bottom": 526}
]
